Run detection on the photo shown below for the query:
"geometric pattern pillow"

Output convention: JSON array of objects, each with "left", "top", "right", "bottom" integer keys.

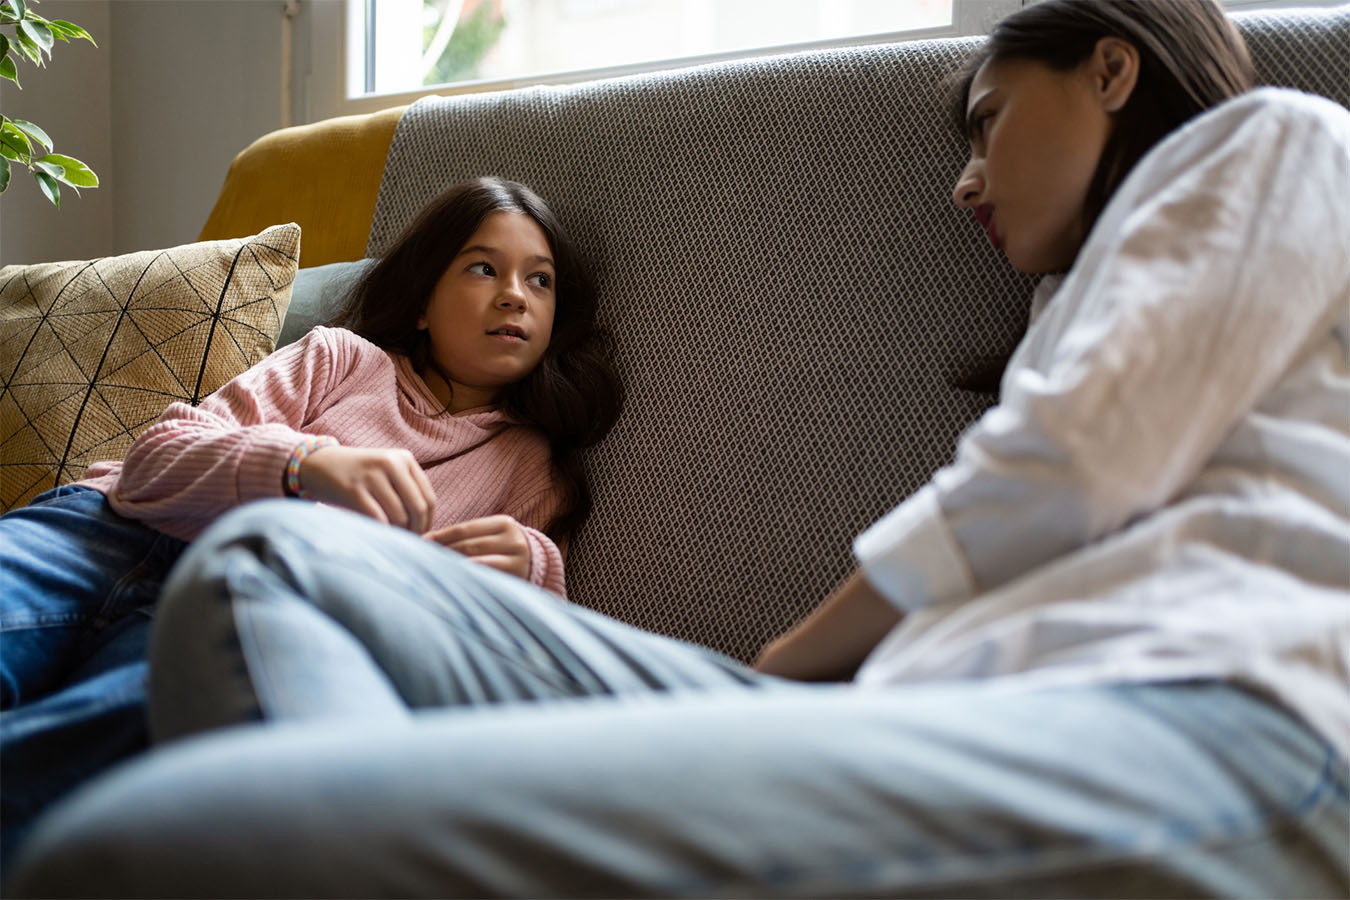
[{"left": 0, "top": 223, "right": 300, "bottom": 511}]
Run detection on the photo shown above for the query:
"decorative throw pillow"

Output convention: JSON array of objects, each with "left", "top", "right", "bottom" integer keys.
[{"left": 0, "top": 223, "right": 301, "bottom": 511}]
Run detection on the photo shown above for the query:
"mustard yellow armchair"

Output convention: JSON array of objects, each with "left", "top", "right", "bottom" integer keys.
[{"left": 198, "top": 105, "right": 406, "bottom": 269}]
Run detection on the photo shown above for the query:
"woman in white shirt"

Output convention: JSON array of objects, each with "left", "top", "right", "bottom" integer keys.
[{"left": 10, "top": 1, "right": 1348, "bottom": 896}]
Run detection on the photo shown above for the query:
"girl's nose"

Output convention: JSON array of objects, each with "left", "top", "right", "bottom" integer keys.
[
  {"left": 497, "top": 280, "right": 527, "bottom": 310},
  {"left": 953, "top": 160, "right": 982, "bottom": 209}
]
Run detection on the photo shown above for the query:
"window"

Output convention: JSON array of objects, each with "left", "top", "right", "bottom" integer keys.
[{"left": 346, "top": 0, "right": 979, "bottom": 101}]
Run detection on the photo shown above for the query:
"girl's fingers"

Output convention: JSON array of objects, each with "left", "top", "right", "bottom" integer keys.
[
  {"left": 349, "top": 489, "right": 390, "bottom": 526},
  {"left": 407, "top": 458, "right": 437, "bottom": 529},
  {"left": 441, "top": 534, "right": 511, "bottom": 557},
  {"left": 387, "top": 465, "right": 433, "bottom": 534},
  {"left": 364, "top": 477, "right": 412, "bottom": 530},
  {"left": 468, "top": 555, "right": 516, "bottom": 576},
  {"left": 427, "top": 516, "right": 505, "bottom": 545}
]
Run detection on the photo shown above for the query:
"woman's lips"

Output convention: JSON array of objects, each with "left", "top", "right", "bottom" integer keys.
[{"left": 974, "top": 204, "right": 1001, "bottom": 250}]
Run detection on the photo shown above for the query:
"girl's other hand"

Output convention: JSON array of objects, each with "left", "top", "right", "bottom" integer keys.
[
  {"left": 298, "top": 446, "right": 436, "bottom": 533},
  {"left": 425, "top": 515, "right": 533, "bottom": 581}
]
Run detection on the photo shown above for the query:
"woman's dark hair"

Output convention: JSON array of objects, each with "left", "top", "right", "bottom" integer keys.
[
  {"left": 949, "top": 0, "right": 1254, "bottom": 234},
  {"left": 330, "top": 177, "right": 624, "bottom": 543}
]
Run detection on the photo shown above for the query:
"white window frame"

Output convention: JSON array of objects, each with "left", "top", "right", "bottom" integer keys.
[
  {"left": 302, "top": 0, "right": 1020, "bottom": 122},
  {"left": 299, "top": 0, "right": 1338, "bottom": 125}
]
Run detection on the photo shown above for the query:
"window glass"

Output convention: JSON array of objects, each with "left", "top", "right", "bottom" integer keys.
[{"left": 358, "top": 0, "right": 954, "bottom": 97}]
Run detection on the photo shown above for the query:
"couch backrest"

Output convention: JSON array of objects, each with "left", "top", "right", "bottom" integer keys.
[{"left": 368, "top": 6, "right": 1349, "bottom": 662}]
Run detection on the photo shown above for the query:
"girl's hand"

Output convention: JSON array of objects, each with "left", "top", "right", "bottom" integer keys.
[
  {"left": 298, "top": 446, "right": 436, "bottom": 533},
  {"left": 425, "top": 515, "right": 533, "bottom": 581}
]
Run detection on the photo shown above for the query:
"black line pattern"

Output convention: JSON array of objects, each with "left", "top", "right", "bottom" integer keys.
[{"left": 0, "top": 224, "right": 300, "bottom": 511}]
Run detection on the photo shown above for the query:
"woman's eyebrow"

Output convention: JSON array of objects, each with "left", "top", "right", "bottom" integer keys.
[{"left": 965, "top": 88, "right": 996, "bottom": 138}]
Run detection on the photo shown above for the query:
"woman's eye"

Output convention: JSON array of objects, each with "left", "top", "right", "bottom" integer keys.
[
  {"left": 974, "top": 112, "right": 994, "bottom": 139},
  {"left": 468, "top": 261, "right": 494, "bottom": 276},
  {"left": 528, "top": 273, "right": 552, "bottom": 289}
]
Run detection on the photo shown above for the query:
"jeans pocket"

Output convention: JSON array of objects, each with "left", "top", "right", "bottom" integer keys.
[{"left": 27, "top": 484, "right": 96, "bottom": 508}]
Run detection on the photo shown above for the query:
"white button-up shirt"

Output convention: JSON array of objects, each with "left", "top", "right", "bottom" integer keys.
[{"left": 854, "top": 88, "right": 1350, "bottom": 759}]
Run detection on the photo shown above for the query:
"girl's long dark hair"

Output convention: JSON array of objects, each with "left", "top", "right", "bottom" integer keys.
[
  {"left": 330, "top": 177, "right": 623, "bottom": 543},
  {"left": 949, "top": 0, "right": 1254, "bottom": 241}
]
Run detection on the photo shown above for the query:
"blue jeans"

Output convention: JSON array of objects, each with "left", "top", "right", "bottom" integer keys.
[
  {"left": 11, "top": 501, "right": 1349, "bottom": 897},
  {"left": 0, "top": 485, "right": 186, "bottom": 864}
]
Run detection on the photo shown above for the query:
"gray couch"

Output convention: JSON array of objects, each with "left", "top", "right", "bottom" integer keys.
[{"left": 288, "top": 5, "right": 1349, "bottom": 663}]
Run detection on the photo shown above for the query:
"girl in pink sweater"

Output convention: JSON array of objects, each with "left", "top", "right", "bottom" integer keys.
[{"left": 0, "top": 177, "right": 623, "bottom": 860}]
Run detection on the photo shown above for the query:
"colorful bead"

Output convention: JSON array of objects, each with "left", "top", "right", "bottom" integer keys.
[{"left": 285, "top": 436, "right": 338, "bottom": 499}]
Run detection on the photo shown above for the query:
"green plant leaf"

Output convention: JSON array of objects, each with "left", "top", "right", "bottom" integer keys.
[
  {"left": 41, "top": 152, "right": 96, "bottom": 187},
  {"left": 19, "top": 19, "right": 53, "bottom": 55},
  {"left": 33, "top": 15, "right": 72, "bottom": 42},
  {"left": 49, "top": 19, "right": 95, "bottom": 45},
  {"left": 0, "top": 122, "right": 33, "bottom": 158},
  {"left": 0, "top": 52, "right": 18, "bottom": 86},
  {"left": 11, "top": 118, "right": 50, "bottom": 152},
  {"left": 33, "top": 157, "right": 62, "bottom": 178},
  {"left": 34, "top": 169, "right": 61, "bottom": 207},
  {"left": 11, "top": 27, "right": 42, "bottom": 65},
  {"left": 1, "top": 33, "right": 10, "bottom": 56},
  {"left": 0, "top": 156, "right": 10, "bottom": 194},
  {"left": 0, "top": 0, "right": 24, "bottom": 25},
  {"left": 0, "top": 142, "right": 19, "bottom": 161}
]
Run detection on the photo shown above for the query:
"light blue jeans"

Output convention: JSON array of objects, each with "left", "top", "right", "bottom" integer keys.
[
  {"left": 10, "top": 501, "right": 1349, "bottom": 898},
  {"left": 0, "top": 485, "right": 185, "bottom": 865}
]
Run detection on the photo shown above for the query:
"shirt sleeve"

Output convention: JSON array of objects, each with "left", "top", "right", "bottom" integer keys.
[
  {"left": 855, "top": 89, "right": 1350, "bottom": 612},
  {"left": 105, "top": 328, "right": 347, "bottom": 540},
  {"left": 497, "top": 435, "right": 569, "bottom": 596}
]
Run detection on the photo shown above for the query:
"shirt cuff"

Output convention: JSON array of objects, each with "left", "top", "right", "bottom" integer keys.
[
  {"left": 236, "top": 430, "right": 334, "bottom": 502},
  {"left": 852, "top": 485, "right": 976, "bottom": 613},
  {"left": 523, "top": 525, "right": 567, "bottom": 598}
]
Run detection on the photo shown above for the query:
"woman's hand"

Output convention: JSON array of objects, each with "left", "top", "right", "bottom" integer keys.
[
  {"left": 754, "top": 570, "right": 901, "bottom": 681},
  {"left": 297, "top": 446, "right": 436, "bottom": 534},
  {"left": 425, "top": 515, "right": 533, "bottom": 581}
]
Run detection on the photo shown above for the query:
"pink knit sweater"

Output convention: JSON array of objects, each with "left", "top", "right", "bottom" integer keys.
[{"left": 79, "top": 326, "right": 567, "bottom": 595}]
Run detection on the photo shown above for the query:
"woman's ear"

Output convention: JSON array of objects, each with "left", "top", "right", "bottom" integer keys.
[{"left": 1092, "top": 36, "right": 1140, "bottom": 113}]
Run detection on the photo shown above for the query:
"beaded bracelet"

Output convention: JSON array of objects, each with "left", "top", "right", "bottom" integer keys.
[{"left": 284, "top": 436, "right": 338, "bottom": 499}]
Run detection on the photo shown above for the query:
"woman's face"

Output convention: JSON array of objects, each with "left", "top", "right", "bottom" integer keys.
[{"left": 953, "top": 41, "right": 1135, "bottom": 274}]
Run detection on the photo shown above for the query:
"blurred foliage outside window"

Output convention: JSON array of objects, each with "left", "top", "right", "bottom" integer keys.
[{"left": 362, "top": 0, "right": 952, "bottom": 95}]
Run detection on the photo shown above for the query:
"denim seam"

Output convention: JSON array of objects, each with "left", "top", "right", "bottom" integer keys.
[
  {"left": 96, "top": 532, "right": 183, "bottom": 624},
  {"left": 0, "top": 612, "right": 89, "bottom": 631}
]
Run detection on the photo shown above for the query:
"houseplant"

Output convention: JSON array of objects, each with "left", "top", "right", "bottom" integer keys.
[{"left": 0, "top": 0, "right": 98, "bottom": 206}]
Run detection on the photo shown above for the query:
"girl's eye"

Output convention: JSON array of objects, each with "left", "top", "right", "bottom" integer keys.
[
  {"left": 973, "top": 112, "right": 994, "bottom": 140},
  {"left": 528, "top": 273, "right": 552, "bottom": 289},
  {"left": 468, "top": 261, "right": 495, "bottom": 276}
]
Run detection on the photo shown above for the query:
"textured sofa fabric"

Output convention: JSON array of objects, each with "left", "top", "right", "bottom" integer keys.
[{"left": 363, "top": 6, "right": 1350, "bottom": 663}]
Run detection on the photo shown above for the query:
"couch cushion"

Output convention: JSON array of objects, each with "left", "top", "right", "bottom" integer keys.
[
  {"left": 278, "top": 258, "right": 376, "bottom": 348},
  {"left": 365, "top": 6, "right": 1348, "bottom": 662},
  {"left": 199, "top": 107, "right": 404, "bottom": 269},
  {"left": 0, "top": 224, "right": 300, "bottom": 511}
]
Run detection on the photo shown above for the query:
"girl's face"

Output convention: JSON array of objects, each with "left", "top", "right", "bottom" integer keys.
[
  {"left": 418, "top": 210, "right": 557, "bottom": 412},
  {"left": 952, "top": 39, "right": 1136, "bottom": 274}
]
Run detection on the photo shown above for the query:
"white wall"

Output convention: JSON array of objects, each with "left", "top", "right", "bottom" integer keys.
[
  {"left": 0, "top": 0, "right": 112, "bottom": 265},
  {"left": 1, "top": 0, "right": 287, "bottom": 266}
]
